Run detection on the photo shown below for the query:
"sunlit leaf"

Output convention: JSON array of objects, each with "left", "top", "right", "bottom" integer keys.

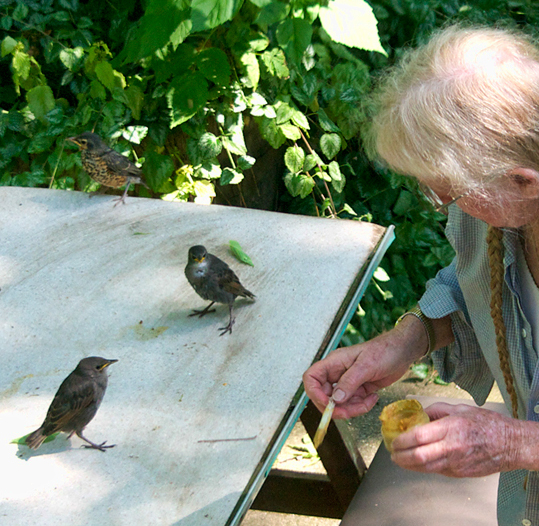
[
  {"left": 26, "top": 85, "right": 55, "bottom": 123},
  {"left": 191, "top": 0, "right": 244, "bottom": 32},
  {"left": 284, "top": 145, "right": 305, "bottom": 173},
  {"left": 11, "top": 432, "right": 60, "bottom": 445},
  {"left": 229, "top": 240, "right": 254, "bottom": 266}
]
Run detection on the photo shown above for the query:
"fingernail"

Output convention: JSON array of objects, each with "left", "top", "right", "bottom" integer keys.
[{"left": 332, "top": 388, "right": 345, "bottom": 402}]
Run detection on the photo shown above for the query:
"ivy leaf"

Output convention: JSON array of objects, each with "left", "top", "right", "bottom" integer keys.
[
  {"left": 193, "top": 179, "right": 216, "bottom": 204},
  {"left": 320, "top": 133, "right": 341, "bottom": 160},
  {"left": 197, "top": 47, "right": 231, "bottom": 85},
  {"left": 304, "top": 153, "right": 322, "bottom": 172},
  {"left": 143, "top": 150, "right": 174, "bottom": 191},
  {"left": 319, "top": 0, "right": 387, "bottom": 56},
  {"left": 221, "top": 114, "right": 247, "bottom": 155},
  {"left": 284, "top": 172, "right": 314, "bottom": 198},
  {"left": 26, "top": 85, "right": 55, "bottom": 123},
  {"left": 328, "top": 161, "right": 345, "bottom": 192},
  {"left": 95, "top": 61, "right": 125, "bottom": 91},
  {"left": 167, "top": 72, "right": 209, "bottom": 128},
  {"left": 276, "top": 18, "right": 313, "bottom": 64},
  {"left": 191, "top": 0, "right": 244, "bottom": 32},
  {"left": 229, "top": 240, "right": 254, "bottom": 266},
  {"left": 373, "top": 266, "right": 390, "bottom": 282},
  {"left": 284, "top": 145, "right": 305, "bottom": 173},
  {"left": 220, "top": 167, "right": 244, "bottom": 185},
  {"left": 255, "top": 0, "right": 289, "bottom": 25},
  {"left": 12, "top": 3, "right": 29, "bottom": 21}
]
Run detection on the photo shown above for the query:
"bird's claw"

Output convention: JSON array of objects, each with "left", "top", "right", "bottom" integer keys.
[
  {"left": 218, "top": 318, "right": 235, "bottom": 336},
  {"left": 82, "top": 441, "right": 115, "bottom": 452},
  {"left": 189, "top": 308, "right": 216, "bottom": 318}
]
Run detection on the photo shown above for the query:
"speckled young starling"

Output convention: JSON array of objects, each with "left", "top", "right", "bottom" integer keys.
[
  {"left": 185, "top": 245, "right": 255, "bottom": 336},
  {"left": 25, "top": 357, "right": 118, "bottom": 452},
  {"left": 67, "top": 132, "right": 149, "bottom": 206}
]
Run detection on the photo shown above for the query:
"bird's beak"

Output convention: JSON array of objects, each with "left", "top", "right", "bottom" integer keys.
[
  {"left": 100, "top": 359, "right": 118, "bottom": 370},
  {"left": 195, "top": 257, "right": 205, "bottom": 263},
  {"left": 66, "top": 137, "right": 80, "bottom": 146}
]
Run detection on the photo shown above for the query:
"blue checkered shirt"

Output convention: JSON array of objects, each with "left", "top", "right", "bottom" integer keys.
[{"left": 418, "top": 206, "right": 539, "bottom": 526}]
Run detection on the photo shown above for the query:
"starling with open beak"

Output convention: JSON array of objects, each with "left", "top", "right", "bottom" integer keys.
[
  {"left": 67, "top": 131, "right": 149, "bottom": 206},
  {"left": 185, "top": 245, "right": 255, "bottom": 336},
  {"left": 25, "top": 356, "right": 118, "bottom": 452}
]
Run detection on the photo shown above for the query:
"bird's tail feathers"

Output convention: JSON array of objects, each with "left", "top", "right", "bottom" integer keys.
[
  {"left": 241, "top": 289, "right": 256, "bottom": 300},
  {"left": 25, "top": 428, "right": 47, "bottom": 450}
]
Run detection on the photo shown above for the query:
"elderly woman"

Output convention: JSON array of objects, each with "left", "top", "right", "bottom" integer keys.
[{"left": 303, "top": 25, "right": 539, "bottom": 525}]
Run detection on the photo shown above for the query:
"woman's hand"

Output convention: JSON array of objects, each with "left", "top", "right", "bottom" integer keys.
[
  {"left": 303, "top": 315, "right": 430, "bottom": 419},
  {"left": 391, "top": 403, "right": 527, "bottom": 477}
]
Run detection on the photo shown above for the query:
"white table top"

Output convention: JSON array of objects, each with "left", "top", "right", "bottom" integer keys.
[{"left": 0, "top": 188, "right": 390, "bottom": 525}]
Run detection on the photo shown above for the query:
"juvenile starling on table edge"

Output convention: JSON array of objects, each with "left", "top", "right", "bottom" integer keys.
[
  {"left": 67, "top": 131, "right": 149, "bottom": 206},
  {"left": 25, "top": 356, "right": 118, "bottom": 452},
  {"left": 185, "top": 245, "right": 255, "bottom": 336}
]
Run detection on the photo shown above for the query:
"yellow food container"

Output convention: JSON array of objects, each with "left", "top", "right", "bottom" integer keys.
[{"left": 379, "top": 399, "right": 430, "bottom": 452}]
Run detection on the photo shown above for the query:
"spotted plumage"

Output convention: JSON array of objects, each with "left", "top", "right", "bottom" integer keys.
[
  {"left": 68, "top": 132, "right": 149, "bottom": 206},
  {"left": 185, "top": 245, "right": 255, "bottom": 336},
  {"left": 25, "top": 356, "right": 118, "bottom": 452}
]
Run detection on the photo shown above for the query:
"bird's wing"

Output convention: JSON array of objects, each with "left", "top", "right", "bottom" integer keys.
[
  {"left": 102, "top": 148, "right": 142, "bottom": 178},
  {"left": 41, "top": 375, "right": 97, "bottom": 435},
  {"left": 217, "top": 267, "right": 254, "bottom": 298}
]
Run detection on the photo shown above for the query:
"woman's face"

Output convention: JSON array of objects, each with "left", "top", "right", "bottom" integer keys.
[{"left": 426, "top": 177, "right": 539, "bottom": 228}]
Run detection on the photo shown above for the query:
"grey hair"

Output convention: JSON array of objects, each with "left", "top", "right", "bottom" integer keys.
[{"left": 366, "top": 25, "right": 539, "bottom": 198}]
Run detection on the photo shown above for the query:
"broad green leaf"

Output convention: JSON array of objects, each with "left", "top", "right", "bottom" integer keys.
[
  {"left": 59, "top": 47, "right": 84, "bottom": 71},
  {"left": 259, "top": 117, "right": 286, "bottom": 149},
  {"left": 11, "top": 432, "right": 60, "bottom": 445},
  {"left": 319, "top": 0, "right": 387, "bottom": 56},
  {"left": 0, "top": 16, "right": 12, "bottom": 30},
  {"left": 320, "top": 133, "right": 341, "bottom": 160},
  {"left": 12, "top": 3, "right": 29, "bottom": 21},
  {"left": 229, "top": 240, "right": 254, "bottom": 266},
  {"left": 284, "top": 172, "right": 314, "bottom": 198},
  {"left": 90, "top": 79, "right": 106, "bottom": 99},
  {"left": 123, "top": 125, "right": 148, "bottom": 144},
  {"left": 28, "top": 135, "right": 55, "bottom": 154},
  {"left": 26, "top": 85, "right": 55, "bottom": 123},
  {"left": 328, "top": 161, "right": 345, "bottom": 192},
  {"left": 279, "top": 123, "right": 301, "bottom": 141},
  {"left": 167, "top": 72, "right": 209, "bottom": 128},
  {"left": 143, "top": 150, "right": 174, "bottom": 191},
  {"left": 284, "top": 145, "right": 305, "bottom": 173},
  {"left": 318, "top": 108, "right": 340, "bottom": 133},
  {"left": 249, "top": 0, "right": 273, "bottom": 7},
  {"left": 290, "top": 108, "right": 309, "bottom": 130},
  {"left": 95, "top": 61, "right": 125, "bottom": 91},
  {"left": 260, "top": 48, "right": 289, "bottom": 79},
  {"left": 237, "top": 155, "right": 256, "bottom": 170},
  {"left": 255, "top": 1, "right": 289, "bottom": 25},
  {"left": 304, "top": 152, "right": 322, "bottom": 172},
  {"left": 53, "top": 11, "right": 71, "bottom": 21},
  {"left": 121, "top": 0, "right": 191, "bottom": 63},
  {"left": 220, "top": 167, "right": 244, "bottom": 185},
  {"left": 191, "top": 0, "right": 244, "bottom": 32},
  {"left": 124, "top": 85, "right": 145, "bottom": 120},
  {"left": 197, "top": 48, "right": 231, "bottom": 85},
  {"left": 1, "top": 36, "right": 17, "bottom": 58},
  {"left": 198, "top": 132, "right": 222, "bottom": 160},
  {"left": 240, "top": 52, "right": 259, "bottom": 89},
  {"left": 276, "top": 18, "right": 312, "bottom": 64},
  {"left": 12, "top": 50, "right": 31, "bottom": 82}
]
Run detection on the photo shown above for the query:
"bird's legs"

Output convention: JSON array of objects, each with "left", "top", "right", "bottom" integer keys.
[
  {"left": 113, "top": 181, "right": 132, "bottom": 207},
  {"left": 75, "top": 431, "right": 115, "bottom": 452},
  {"left": 189, "top": 302, "right": 216, "bottom": 318},
  {"left": 219, "top": 304, "right": 235, "bottom": 336}
]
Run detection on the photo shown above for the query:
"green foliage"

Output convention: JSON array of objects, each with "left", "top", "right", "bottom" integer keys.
[{"left": 0, "top": 0, "right": 383, "bottom": 207}]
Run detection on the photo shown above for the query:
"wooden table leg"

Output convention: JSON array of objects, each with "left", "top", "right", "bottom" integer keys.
[{"left": 251, "top": 400, "right": 365, "bottom": 518}]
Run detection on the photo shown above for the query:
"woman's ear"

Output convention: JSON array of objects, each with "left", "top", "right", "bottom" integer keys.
[{"left": 507, "top": 167, "right": 539, "bottom": 198}]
